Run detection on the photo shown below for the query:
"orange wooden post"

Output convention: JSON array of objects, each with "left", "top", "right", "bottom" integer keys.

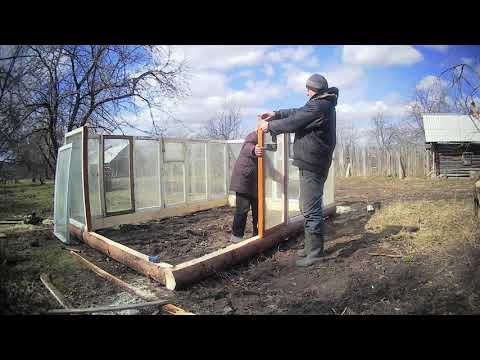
[{"left": 257, "top": 128, "right": 265, "bottom": 239}]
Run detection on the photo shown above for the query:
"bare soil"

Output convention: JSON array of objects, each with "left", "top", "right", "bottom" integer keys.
[{"left": 2, "top": 177, "right": 479, "bottom": 315}]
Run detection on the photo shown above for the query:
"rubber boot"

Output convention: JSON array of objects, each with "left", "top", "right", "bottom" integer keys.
[
  {"left": 295, "top": 233, "right": 324, "bottom": 267},
  {"left": 230, "top": 234, "right": 244, "bottom": 243},
  {"left": 296, "top": 234, "right": 309, "bottom": 257},
  {"left": 296, "top": 248, "right": 307, "bottom": 257}
]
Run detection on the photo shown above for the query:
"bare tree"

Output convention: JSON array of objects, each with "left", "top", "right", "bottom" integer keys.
[
  {"left": 202, "top": 100, "right": 245, "bottom": 140},
  {"left": 0, "top": 45, "right": 188, "bottom": 176},
  {"left": 440, "top": 57, "right": 480, "bottom": 117},
  {"left": 369, "top": 112, "right": 396, "bottom": 150},
  {"left": 406, "top": 76, "right": 452, "bottom": 141}
]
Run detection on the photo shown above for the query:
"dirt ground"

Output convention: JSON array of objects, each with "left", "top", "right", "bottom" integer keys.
[{"left": 1, "top": 177, "right": 479, "bottom": 315}]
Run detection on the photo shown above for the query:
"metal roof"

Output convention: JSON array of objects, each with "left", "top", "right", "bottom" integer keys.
[{"left": 422, "top": 114, "right": 480, "bottom": 143}]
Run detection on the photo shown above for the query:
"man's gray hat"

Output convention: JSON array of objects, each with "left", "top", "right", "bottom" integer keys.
[{"left": 306, "top": 73, "right": 328, "bottom": 92}]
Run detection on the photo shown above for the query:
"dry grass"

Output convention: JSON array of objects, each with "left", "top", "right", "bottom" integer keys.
[{"left": 365, "top": 198, "right": 480, "bottom": 258}]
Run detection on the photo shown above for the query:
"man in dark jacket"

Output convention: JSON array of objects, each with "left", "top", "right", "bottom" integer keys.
[
  {"left": 258, "top": 73, "right": 338, "bottom": 267},
  {"left": 229, "top": 131, "right": 263, "bottom": 243}
]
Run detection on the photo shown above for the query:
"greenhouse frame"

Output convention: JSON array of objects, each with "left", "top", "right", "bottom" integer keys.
[{"left": 54, "top": 126, "right": 336, "bottom": 290}]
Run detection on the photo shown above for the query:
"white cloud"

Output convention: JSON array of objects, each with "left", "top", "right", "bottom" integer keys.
[
  {"left": 422, "top": 45, "right": 449, "bottom": 53},
  {"left": 266, "top": 46, "right": 316, "bottom": 63},
  {"left": 237, "top": 70, "right": 256, "bottom": 78},
  {"left": 416, "top": 75, "right": 448, "bottom": 91},
  {"left": 337, "top": 100, "right": 409, "bottom": 124},
  {"left": 282, "top": 63, "right": 364, "bottom": 94},
  {"left": 342, "top": 45, "right": 423, "bottom": 66},
  {"left": 172, "top": 45, "right": 272, "bottom": 71},
  {"left": 263, "top": 64, "right": 275, "bottom": 77}
]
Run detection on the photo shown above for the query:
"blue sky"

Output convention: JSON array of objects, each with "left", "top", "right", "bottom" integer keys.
[{"left": 121, "top": 45, "right": 480, "bottom": 138}]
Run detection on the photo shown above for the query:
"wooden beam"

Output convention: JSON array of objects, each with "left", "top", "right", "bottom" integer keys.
[
  {"left": 82, "top": 126, "right": 92, "bottom": 232},
  {"left": 69, "top": 251, "right": 194, "bottom": 315},
  {"left": 48, "top": 299, "right": 171, "bottom": 314},
  {"left": 40, "top": 273, "right": 71, "bottom": 309},
  {"left": 164, "top": 217, "right": 304, "bottom": 290},
  {"left": 68, "top": 224, "right": 172, "bottom": 285},
  {"left": 69, "top": 250, "right": 159, "bottom": 300},
  {"left": 257, "top": 128, "right": 265, "bottom": 239}
]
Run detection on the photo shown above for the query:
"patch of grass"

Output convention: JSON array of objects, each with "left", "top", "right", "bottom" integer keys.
[
  {"left": 0, "top": 180, "right": 54, "bottom": 219},
  {"left": 365, "top": 199, "right": 480, "bottom": 256}
]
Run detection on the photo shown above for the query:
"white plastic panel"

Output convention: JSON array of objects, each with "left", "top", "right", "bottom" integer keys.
[
  {"left": 208, "top": 143, "right": 226, "bottom": 197},
  {"left": 164, "top": 162, "right": 185, "bottom": 205},
  {"left": 264, "top": 133, "right": 285, "bottom": 230},
  {"left": 65, "top": 131, "right": 85, "bottom": 225},
  {"left": 54, "top": 144, "right": 72, "bottom": 243},
  {"left": 88, "top": 137, "right": 102, "bottom": 218},
  {"left": 287, "top": 159, "right": 301, "bottom": 219},
  {"left": 323, "top": 162, "right": 335, "bottom": 209},
  {"left": 186, "top": 142, "right": 207, "bottom": 202},
  {"left": 164, "top": 142, "right": 185, "bottom": 162},
  {"left": 134, "top": 139, "right": 161, "bottom": 209}
]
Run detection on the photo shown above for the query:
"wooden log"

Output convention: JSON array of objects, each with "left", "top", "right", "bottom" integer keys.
[
  {"left": 40, "top": 273, "right": 71, "bottom": 309},
  {"left": 164, "top": 217, "right": 304, "bottom": 290},
  {"left": 69, "top": 251, "right": 157, "bottom": 301},
  {"left": 68, "top": 224, "right": 172, "bottom": 285},
  {"left": 69, "top": 250, "right": 194, "bottom": 315},
  {"left": 48, "top": 299, "right": 171, "bottom": 314},
  {"left": 368, "top": 252, "right": 403, "bottom": 258}
]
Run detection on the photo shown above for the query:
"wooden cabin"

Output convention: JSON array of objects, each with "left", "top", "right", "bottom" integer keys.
[{"left": 423, "top": 114, "right": 480, "bottom": 177}]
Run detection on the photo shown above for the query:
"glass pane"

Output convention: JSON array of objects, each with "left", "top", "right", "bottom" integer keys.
[
  {"left": 264, "top": 133, "right": 284, "bottom": 229},
  {"left": 208, "top": 143, "right": 226, "bottom": 197},
  {"left": 164, "top": 162, "right": 185, "bottom": 205},
  {"left": 54, "top": 146, "right": 72, "bottom": 243},
  {"left": 65, "top": 132, "right": 85, "bottom": 225},
  {"left": 164, "top": 142, "right": 184, "bottom": 162},
  {"left": 134, "top": 140, "right": 161, "bottom": 209},
  {"left": 88, "top": 138, "right": 102, "bottom": 218},
  {"left": 186, "top": 143, "right": 206, "bottom": 202},
  {"left": 104, "top": 138, "right": 132, "bottom": 213}
]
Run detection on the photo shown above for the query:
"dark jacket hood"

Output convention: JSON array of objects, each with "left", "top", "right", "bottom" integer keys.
[{"left": 313, "top": 87, "right": 339, "bottom": 106}]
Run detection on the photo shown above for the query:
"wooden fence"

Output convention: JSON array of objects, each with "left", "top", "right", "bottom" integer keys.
[{"left": 334, "top": 144, "right": 431, "bottom": 178}]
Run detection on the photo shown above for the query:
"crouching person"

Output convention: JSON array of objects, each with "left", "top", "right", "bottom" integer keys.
[{"left": 229, "top": 131, "right": 263, "bottom": 243}]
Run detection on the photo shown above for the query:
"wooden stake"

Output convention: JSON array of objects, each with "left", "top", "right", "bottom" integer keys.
[
  {"left": 69, "top": 250, "right": 194, "bottom": 315},
  {"left": 70, "top": 251, "right": 156, "bottom": 301},
  {"left": 40, "top": 273, "right": 71, "bottom": 309},
  {"left": 48, "top": 299, "right": 170, "bottom": 315},
  {"left": 257, "top": 128, "right": 264, "bottom": 239},
  {"left": 368, "top": 252, "right": 403, "bottom": 258}
]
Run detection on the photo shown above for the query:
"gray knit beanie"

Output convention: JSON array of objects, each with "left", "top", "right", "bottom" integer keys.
[{"left": 306, "top": 73, "right": 328, "bottom": 92}]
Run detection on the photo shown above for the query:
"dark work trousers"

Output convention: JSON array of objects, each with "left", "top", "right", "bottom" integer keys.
[
  {"left": 232, "top": 192, "right": 258, "bottom": 237},
  {"left": 299, "top": 169, "right": 326, "bottom": 236}
]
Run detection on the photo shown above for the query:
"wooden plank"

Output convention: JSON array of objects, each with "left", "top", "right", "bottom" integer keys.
[
  {"left": 82, "top": 126, "right": 92, "bottom": 232},
  {"left": 257, "top": 128, "right": 265, "bottom": 239},
  {"left": 164, "top": 217, "right": 304, "bottom": 290},
  {"left": 69, "top": 251, "right": 194, "bottom": 315},
  {"left": 282, "top": 134, "right": 288, "bottom": 224},
  {"left": 40, "top": 273, "right": 71, "bottom": 309},
  {"left": 69, "top": 251, "right": 158, "bottom": 300},
  {"left": 48, "top": 299, "right": 171, "bottom": 314}
]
